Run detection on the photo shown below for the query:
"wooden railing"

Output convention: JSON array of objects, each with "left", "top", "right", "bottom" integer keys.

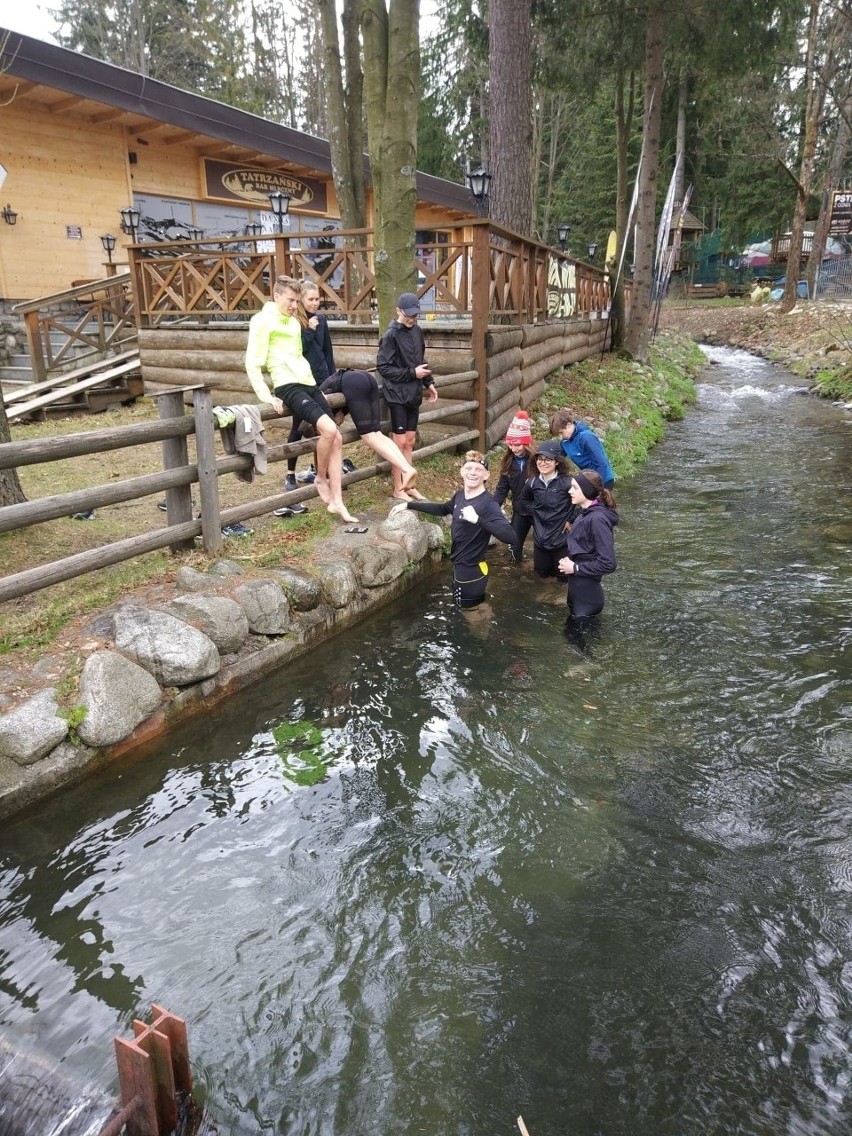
[
  {"left": 127, "top": 221, "right": 609, "bottom": 326},
  {"left": 0, "top": 378, "right": 477, "bottom": 604},
  {"left": 14, "top": 274, "right": 137, "bottom": 384}
]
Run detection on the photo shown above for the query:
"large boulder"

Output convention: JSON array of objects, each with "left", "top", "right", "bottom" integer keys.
[
  {"left": 174, "top": 566, "right": 227, "bottom": 593},
  {"left": 233, "top": 580, "right": 291, "bottom": 635},
  {"left": 0, "top": 689, "right": 68, "bottom": 766},
  {"left": 266, "top": 567, "right": 322, "bottom": 611},
  {"left": 113, "top": 606, "right": 220, "bottom": 686},
  {"left": 77, "top": 650, "right": 162, "bottom": 748},
  {"left": 161, "top": 594, "right": 250, "bottom": 654},
  {"left": 349, "top": 543, "right": 409, "bottom": 587},
  {"left": 377, "top": 510, "right": 431, "bottom": 560},
  {"left": 314, "top": 562, "right": 358, "bottom": 608}
]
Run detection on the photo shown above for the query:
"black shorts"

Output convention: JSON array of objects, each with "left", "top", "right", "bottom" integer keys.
[
  {"left": 387, "top": 402, "right": 420, "bottom": 435},
  {"left": 452, "top": 562, "right": 489, "bottom": 609},
  {"left": 273, "top": 382, "right": 332, "bottom": 427},
  {"left": 340, "top": 370, "right": 382, "bottom": 434}
]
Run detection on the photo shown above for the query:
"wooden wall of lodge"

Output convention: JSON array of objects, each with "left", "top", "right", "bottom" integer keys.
[
  {"left": 139, "top": 317, "right": 610, "bottom": 450},
  {"left": 0, "top": 95, "right": 458, "bottom": 301}
]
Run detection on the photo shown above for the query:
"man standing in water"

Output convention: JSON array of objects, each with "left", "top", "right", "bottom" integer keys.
[{"left": 245, "top": 276, "right": 357, "bottom": 524}]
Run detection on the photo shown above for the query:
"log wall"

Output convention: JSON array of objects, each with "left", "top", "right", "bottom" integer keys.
[{"left": 138, "top": 314, "right": 610, "bottom": 450}]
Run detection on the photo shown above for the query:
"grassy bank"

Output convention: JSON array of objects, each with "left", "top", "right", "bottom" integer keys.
[{"left": 0, "top": 331, "right": 701, "bottom": 671}]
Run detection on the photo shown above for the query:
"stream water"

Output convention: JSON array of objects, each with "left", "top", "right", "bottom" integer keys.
[{"left": 1, "top": 347, "right": 850, "bottom": 1136}]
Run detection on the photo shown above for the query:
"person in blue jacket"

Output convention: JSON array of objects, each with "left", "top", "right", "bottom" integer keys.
[
  {"left": 558, "top": 469, "right": 618, "bottom": 618},
  {"left": 549, "top": 408, "right": 615, "bottom": 489}
]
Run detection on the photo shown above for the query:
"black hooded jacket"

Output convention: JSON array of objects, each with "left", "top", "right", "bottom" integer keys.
[
  {"left": 565, "top": 503, "right": 618, "bottom": 579},
  {"left": 518, "top": 473, "right": 577, "bottom": 549}
]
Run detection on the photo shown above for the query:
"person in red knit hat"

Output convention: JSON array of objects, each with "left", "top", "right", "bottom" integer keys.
[{"left": 493, "top": 410, "right": 536, "bottom": 558}]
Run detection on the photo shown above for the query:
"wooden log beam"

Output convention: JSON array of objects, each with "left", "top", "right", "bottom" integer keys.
[
  {"left": 485, "top": 327, "right": 524, "bottom": 352},
  {"left": 486, "top": 367, "right": 522, "bottom": 404},
  {"left": 522, "top": 322, "right": 565, "bottom": 346},
  {"left": 486, "top": 345, "right": 524, "bottom": 380}
]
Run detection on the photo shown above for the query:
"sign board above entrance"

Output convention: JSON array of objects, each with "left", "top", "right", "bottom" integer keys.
[{"left": 203, "top": 159, "right": 328, "bottom": 214}]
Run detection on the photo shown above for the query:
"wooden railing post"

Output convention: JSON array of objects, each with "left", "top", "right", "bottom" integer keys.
[
  {"left": 273, "top": 235, "right": 292, "bottom": 279},
  {"left": 471, "top": 224, "right": 490, "bottom": 449},
  {"left": 192, "top": 388, "right": 224, "bottom": 558},
  {"left": 22, "top": 310, "right": 47, "bottom": 384},
  {"left": 155, "top": 388, "right": 196, "bottom": 553}
]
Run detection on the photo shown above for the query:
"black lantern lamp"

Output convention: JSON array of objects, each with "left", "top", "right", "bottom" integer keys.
[
  {"left": 245, "top": 220, "right": 263, "bottom": 237},
  {"left": 2, "top": 204, "right": 17, "bottom": 226},
  {"left": 465, "top": 167, "right": 492, "bottom": 217},
  {"left": 267, "top": 190, "right": 291, "bottom": 233},
  {"left": 187, "top": 226, "right": 203, "bottom": 241},
  {"left": 587, "top": 241, "right": 598, "bottom": 260},
  {"left": 119, "top": 205, "right": 140, "bottom": 240},
  {"left": 557, "top": 222, "right": 570, "bottom": 251},
  {"left": 100, "top": 233, "right": 117, "bottom": 263}
]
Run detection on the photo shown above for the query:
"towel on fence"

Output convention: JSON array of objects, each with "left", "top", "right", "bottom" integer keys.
[{"left": 214, "top": 403, "right": 267, "bottom": 481}]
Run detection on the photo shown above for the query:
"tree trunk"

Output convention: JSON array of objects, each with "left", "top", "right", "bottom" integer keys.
[
  {"left": 0, "top": 402, "right": 25, "bottom": 508},
  {"left": 319, "top": 0, "right": 366, "bottom": 232},
  {"left": 611, "top": 62, "right": 635, "bottom": 353},
  {"left": 488, "top": 0, "right": 533, "bottom": 234},
  {"left": 623, "top": 0, "right": 665, "bottom": 361},
  {"left": 782, "top": 0, "right": 821, "bottom": 313},
  {"left": 361, "top": 0, "right": 421, "bottom": 328}
]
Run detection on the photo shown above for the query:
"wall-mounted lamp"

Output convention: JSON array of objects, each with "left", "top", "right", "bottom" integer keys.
[
  {"left": 465, "top": 167, "right": 492, "bottom": 217},
  {"left": 2, "top": 204, "right": 18, "bottom": 226},
  {"left": 119, "top": 204, "right": 140, "bottom": 240},
  {"left": 245, "top": 221, "right": 263, "bottom": 237},
  {"left": 267, "top": 191, "right": 291, "bottom": 233},
  {"left": 100, "top": 233, "right": 117, "bottom": 263},
  {"left": 557, "top": 222, "right": 570, "bottom": 251},
  {"left": 587, "top": 241, "right": 598, "bottom": 260}
]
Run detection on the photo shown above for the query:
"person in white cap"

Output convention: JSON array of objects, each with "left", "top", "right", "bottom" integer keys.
[{"left": 377, "top": 292, "right": 438, "bottom": 500}]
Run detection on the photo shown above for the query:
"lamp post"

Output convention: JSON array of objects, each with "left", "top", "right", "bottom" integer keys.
[
  {"left": 1, "top": 204, "right": 18, "bottom": 226},
  {"left": 557, "top": 222, "right": 570, "bottom": 252},
  {"left": 267, "top": 190, "right": 291, "bottom": 233},
  {"left": 587, "top": 241, "right": 598, "bottom": 261},
  {"left": 100, "top": 233, "right": 117, "bottom": 263},
  {"left": 119, "top": 205, "right": 140, "bottom": 241},
  {"left": 465, "top": 166, "right": 492, "bottom": 217},
  {"left": 245, "top": 221, "right": 263, "bottom": 237}
]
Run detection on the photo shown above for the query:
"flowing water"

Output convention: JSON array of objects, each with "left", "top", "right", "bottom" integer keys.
[{"left": 1, "top": 347, "right": 850, "bottom": 1136}]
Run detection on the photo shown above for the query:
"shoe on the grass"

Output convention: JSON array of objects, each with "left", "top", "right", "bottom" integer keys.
[
  {"left": 296, "top": 465, "right": 316, "bottom": 484},
  {"left": 72, "top": 509, "right": 95, "bottom": 521},
  {"left": 342, "top": 458, "right": 357, "bottom": 474},
  {"left": 284, "top": 475, "right": 297, "bottom": 492},
  {"left": 274, "top": 502, "right": 308, "bottom": 517},
  {"left": 222, "top": 522, "right": 253, "bottom": 537}
]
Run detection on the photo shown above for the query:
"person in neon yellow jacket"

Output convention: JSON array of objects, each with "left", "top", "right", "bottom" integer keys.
[{"left": 246, "top": 275, "right": 357, "bottom": 523}]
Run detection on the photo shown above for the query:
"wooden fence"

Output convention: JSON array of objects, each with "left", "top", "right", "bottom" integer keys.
[{"left": 0, "top": 381, "right": 476, "bottom": 604}]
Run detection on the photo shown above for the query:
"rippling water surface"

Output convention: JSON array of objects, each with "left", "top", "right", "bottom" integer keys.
[{"left": 1, "top": 348, "right": 851, "bottom": 1135}]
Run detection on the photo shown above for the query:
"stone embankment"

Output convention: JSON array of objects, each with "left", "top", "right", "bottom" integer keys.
[{"left": 0, "top": 510, "right": 443, "bottom": 819}]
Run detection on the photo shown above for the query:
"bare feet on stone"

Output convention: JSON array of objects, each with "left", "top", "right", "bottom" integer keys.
[
  {"left": 328, "top": 503, "right": 359, "bottom": 524},
  {"left": 392, "top": 490, "right": 412, "bottom": 502}
]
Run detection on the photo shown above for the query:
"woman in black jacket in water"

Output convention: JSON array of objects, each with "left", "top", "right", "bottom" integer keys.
[{"left": 558, "top": 469, "right": 618, "bottom": 618}]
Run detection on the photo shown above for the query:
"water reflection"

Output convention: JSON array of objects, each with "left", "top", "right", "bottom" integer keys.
[{"left": 1, "top": 348, "right": 851, "bottom": 1135}]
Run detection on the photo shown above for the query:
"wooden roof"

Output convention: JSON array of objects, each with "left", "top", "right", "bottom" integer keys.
[{"left": 0, "top": 29, "right": 473, "bottom": 217}]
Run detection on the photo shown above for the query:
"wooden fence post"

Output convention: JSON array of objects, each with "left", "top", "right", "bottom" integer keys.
[
  {"left": 471, "top": 224, "right": 490, "bottom": 450},
  {"left": 192, "top": 388, "right": 224, "bottom": 557},
  {"left": 155, "top": 388, "right": 196, "bottom": 553}
]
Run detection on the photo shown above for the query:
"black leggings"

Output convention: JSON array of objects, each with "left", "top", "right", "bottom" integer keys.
[
  {"left": 510, "top": 511, "right": 533, "bottom": 556},
  {"left": 340, "top": 370, "right": 382, "bottom": 434},
  {"left": 533, "top": 543, "right": 569, "bottom": 583},
  {"left": 453, "top": 562, "right": 488, "bottom": 609},
  {"left": 566, "top": 575, "right": 605, "bottom": 617}
]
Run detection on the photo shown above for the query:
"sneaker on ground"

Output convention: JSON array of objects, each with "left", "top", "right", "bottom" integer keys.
[
  {"left": 72, "top": 509, "right": 95, "bottom": 521},
  {"left": 284, "top": 475, "right": 298, "bottom": 492},
  {"left": 222, "top": 522, "right": 253, "bottom": 537},
  {"left": 341, "top": 458, "right": 358, "bottom": 474},
  {"left": 296, "top": 466, "right": 316, "bottom": 484},
  {"left": 273, "top": 502, "right": 309, "bottom": 518}
]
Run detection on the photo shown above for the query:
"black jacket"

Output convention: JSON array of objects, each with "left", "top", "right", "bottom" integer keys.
[
  {"left": 377, "top": 320, "right": 430, "bottom": 406},
  {"left": 566, "top": 504, "right": 618, "bottom": 579},
  {"left": 493, "top": 454, "right": 533, "bottom": 517},
  {"left": 518, "top": 473, "right": 577, "bottom": 549},
  {"left": 301, "top": 314, "right": 335, "bottom": 382},
  {"left": 408, "top": 489, "right": 517, "bottom": 565}
]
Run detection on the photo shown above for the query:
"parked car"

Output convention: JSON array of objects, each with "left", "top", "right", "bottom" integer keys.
[{"left": 769, "top": 277, "right": 809, "bottom": 301}]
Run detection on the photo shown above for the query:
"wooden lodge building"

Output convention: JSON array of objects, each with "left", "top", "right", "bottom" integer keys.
[{"left": 0, "top": 28, "right": 473, "bottom": 303}]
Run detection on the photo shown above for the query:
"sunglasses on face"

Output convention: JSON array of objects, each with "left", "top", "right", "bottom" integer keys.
[{"left": 536, "top": 455, "right": 556, "bottom": 462}]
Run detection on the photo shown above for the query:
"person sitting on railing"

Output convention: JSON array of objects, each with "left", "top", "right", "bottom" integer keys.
[
  {"left": 377, "top": 292, "right": 437, "bottom": 502},
  {"left": 245, "top": 275, "right": 358, "bottom": 524}
]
